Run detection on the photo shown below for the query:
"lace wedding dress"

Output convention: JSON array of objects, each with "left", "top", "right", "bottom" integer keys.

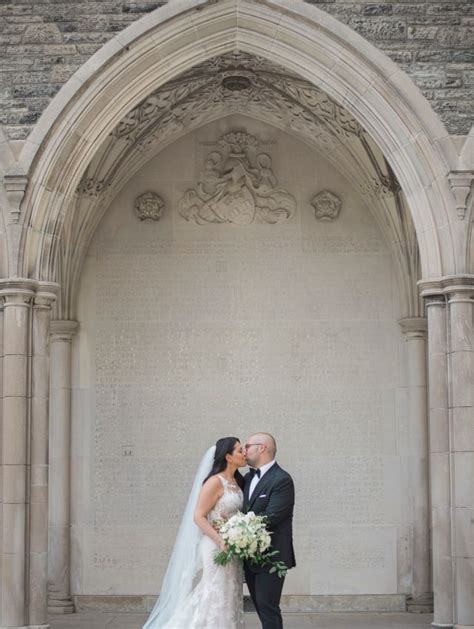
[{"left": 161, "top": 475, "right": 245, "bottom": 629}]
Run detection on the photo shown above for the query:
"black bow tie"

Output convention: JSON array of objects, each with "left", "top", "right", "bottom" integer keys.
[{"left": 251, "top": 468, "right": 261, "bottom": 478}]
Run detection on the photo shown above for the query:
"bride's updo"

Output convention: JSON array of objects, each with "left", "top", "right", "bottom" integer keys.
[{"left": 202, "top": 437, "right": 244, "bottom": 488}]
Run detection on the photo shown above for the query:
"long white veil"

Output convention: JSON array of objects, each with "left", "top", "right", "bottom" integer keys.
[{"left": 143, "top": 445, "right": 216, "bottom": 628}]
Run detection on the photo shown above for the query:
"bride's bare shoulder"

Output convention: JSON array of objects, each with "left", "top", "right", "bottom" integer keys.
[{"left": 202, "top": 475, "right": 223, "bottom": 491}]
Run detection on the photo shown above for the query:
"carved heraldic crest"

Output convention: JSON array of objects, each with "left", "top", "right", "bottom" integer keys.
[{"left": 179, "top": 131, "right": 296, "bottom": 225}]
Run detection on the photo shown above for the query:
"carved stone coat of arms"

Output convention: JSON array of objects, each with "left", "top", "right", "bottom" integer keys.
[{"left": 179, "top": 131, "right": 296, "bottom": 225}]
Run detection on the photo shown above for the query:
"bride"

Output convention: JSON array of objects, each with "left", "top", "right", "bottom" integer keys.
[{"left": 143, "top": 437, "right": 247, "bottom": 628}]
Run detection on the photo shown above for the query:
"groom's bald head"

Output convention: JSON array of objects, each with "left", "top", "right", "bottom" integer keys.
[
  {"left": 254, "top": 433, "right": 277, "bottom": 457},
  {"left": 245, "top": 432, "right": 277, "bottom": 467}
]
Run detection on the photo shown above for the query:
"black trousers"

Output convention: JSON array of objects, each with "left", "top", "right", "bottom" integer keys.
[{"left": 245, "top": 566, "right": 285, "bottom": 629}]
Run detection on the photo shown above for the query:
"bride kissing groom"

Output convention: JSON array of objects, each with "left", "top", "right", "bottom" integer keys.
[{"left": 143, "top": 433, "right": 296, "bottom": 629}]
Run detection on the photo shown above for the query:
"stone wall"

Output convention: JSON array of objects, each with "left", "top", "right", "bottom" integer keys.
[
  {"left": 0, "top": 0, "right": 472, "bottom": 140},
  {"left": 71, "top": 114, "right": 411, "bottom": 604}
]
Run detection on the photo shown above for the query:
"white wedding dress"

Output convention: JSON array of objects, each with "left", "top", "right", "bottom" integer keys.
[{"left": 160, "top": 475, "right": 245, "bottom": 629}]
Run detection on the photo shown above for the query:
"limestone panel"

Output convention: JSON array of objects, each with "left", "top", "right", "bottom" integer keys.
[
  {"left": 73, "top": 116, "right": 406, "bottom": 597},
  {"left": 309, "top": 526, "right": 398, "bottom": 595}
]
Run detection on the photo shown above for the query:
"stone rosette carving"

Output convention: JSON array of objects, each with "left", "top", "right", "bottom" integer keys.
[
  {"left": 311, "top": 190, "right": 342, "bottom": 221},
  {"left": 134, "top": 192, "right": 164, "bottom": 221},
  {"left": 178, "top": 131, "right": 296, "bottom": 225}
]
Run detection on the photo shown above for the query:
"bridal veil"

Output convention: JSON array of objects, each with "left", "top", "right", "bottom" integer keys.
[{"left": 143, "top": 446, "right": 216, "bottom": 628}]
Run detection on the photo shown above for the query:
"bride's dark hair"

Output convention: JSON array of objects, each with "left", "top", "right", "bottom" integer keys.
[{"left": 203, "top": 437, "right": 245, "bottom": 489}]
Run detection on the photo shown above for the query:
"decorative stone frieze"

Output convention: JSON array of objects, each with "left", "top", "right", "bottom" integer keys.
[
  {"left": 311, "top": 190, "right": 342, "bottom": 221},
  {"left": 134, "top": 192, "right": 165, "bottom": 221},
  {"left": 95, "top": 53, "right": 404, "bottom": 226},
  {"left": 112, "top": 52, "right": 362, "bottom": 152},
  {"left": 179, "top": 131, "right": 296, "bottom": 225}
]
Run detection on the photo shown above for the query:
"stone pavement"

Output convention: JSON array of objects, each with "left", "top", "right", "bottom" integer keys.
[{"left": 49, "top": 612, "right": 434, "bottom": 628}]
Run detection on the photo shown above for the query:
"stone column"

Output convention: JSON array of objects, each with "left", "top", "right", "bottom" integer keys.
[
  {"left": 0, "top": 279, "right": 57, "bottom": 629},
  {"left": 398, "top": 317, "right": 431, "bottom": 603},
  {"left": 424, "top": 293, "right": 453, "bottom": 628},
  {"left": 447, "top": 283, "right": 474, "bottom": 629},
  {"left": 0, "top": 281, "right": 35, "bottom": 628},
  {"left": 29, "top": 287, "right": 57, "bottom": 629},
  {"left": 421, "top": 275, "right": 474, "bottom": 629},
  {"left": 47, "top": 321, "right": 78, "bottom": 615}
]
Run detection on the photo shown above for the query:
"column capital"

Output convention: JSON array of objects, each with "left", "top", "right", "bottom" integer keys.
[
  {"left": 398, "top": 317, "right": 427, "bottom": 339},
  {"left": 0, "top": 278, "right": 59, "bottom": 305},
  {"left": 35, "top": 282, "right": 60, "bottom": 308},
  {"left": 50, "top": 319, "right": 79, "bottom": 341},
  {"left": 0, "top": 278, "right": 37, "bottom": 304},
  {"left": 418, "top": 274, "right": 474, "bottom": 301}
]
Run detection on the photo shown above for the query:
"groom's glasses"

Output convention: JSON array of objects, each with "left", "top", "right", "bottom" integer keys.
[{"left": 244, "top": 443, "right": 265, "bottom": 450}]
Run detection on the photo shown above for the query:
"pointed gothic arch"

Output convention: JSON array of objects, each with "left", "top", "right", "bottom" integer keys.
[{"left": 6, "top": 0, "right": 461, "bottom": 283}]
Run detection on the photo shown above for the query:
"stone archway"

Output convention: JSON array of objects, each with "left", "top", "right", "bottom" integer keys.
[
  {"left": 9, "top": 0, "right": 462, "bottom": 281},
  {"left": 0, "top": 2, "right": 473, "bottom": 628}
]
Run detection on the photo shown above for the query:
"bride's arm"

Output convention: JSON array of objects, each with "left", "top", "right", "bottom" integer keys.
[{"left": 193, "top": 477, "right": 227, "bottom": 551}]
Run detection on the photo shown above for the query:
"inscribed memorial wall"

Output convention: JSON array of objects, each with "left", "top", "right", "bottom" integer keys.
[{"left": 72, "top": 115, "right": 406, "bottom": 598}]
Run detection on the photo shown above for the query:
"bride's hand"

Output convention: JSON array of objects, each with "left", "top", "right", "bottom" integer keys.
[
  {"left": 219, "top": 512, "right": 229, "bottom": 523},
  {"left": 218, "top": 539, "right": 228, "bottom": 554},
  {"left": 212, "top": 513, "right": 229, "bottom": 532}
]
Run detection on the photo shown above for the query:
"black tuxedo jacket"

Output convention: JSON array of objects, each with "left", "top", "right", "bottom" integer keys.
[{"left": 243, "top": 462, "right": 296, "bottom": 573}]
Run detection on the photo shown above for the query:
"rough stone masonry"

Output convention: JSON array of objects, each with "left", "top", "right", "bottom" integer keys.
[{"left": 0, "top": 0, "right": 473, "bottom": 140}]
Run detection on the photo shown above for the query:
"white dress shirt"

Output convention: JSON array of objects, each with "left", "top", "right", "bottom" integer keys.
[{"left": 249, "top": 460, "right": 276, "bottom": 500}]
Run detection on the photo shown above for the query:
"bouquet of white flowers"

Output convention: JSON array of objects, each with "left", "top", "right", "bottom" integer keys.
[{"left": 213, "top": 511, "right": 287, "bottom": 577}]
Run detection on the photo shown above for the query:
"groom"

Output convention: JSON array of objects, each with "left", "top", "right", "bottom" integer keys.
[{"left": 243, "top": 433, "right": 296, "bottom": 629}]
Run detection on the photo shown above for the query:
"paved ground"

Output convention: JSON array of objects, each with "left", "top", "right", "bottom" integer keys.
[{"left": 49, "top": 612, "right": 434, "bottom": 628}]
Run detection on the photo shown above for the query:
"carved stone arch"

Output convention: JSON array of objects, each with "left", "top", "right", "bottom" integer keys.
[
  {"left": 62, "top": 99, "right": 421, "bottom": 320},
  {"left": 7, "top": 0, "right": 462, "bottom": 284}
]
